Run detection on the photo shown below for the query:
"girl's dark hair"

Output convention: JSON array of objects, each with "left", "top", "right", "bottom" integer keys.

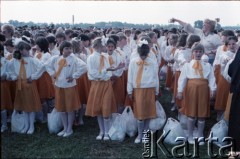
[
  {"left": 106, "top": 38, "right": 116, "bottom": 48},
  {"left": 225, "top": 36, "right": 238, "bottom": 46},
  {"left": 56, "top": 32, "right": 66, "bottom": 39},
  {"left": 153, "top": 29, "right": 161, "bottom": 38},
  {"left": 176, "top": 34, "right": 188, "bottom": 48},
  {"left": 59, "top": 41, "right": 72, "bottom": 55},
  {"left": 4, "top": 39, "right": 14, "bottom": 47},
  {"left": 46, "top": 35, "right": 56, "bottom": 45},
  {"left": 0, "top": 34, "right": 6, "bottom": 42},
  {"left": 79, "top": 34, "right": 90, "bottom": 41},
  {"left": 137, "top": 44, "right": 150, "bottom": 57},
  {"left": 147, "top": 31, "right": 156, "bottom": 39},
  {"left": 36, "top": 37, "right": 49, "bottom": 53},
  {"left": 87, "top": 33, "right": 96, "bottom": 41},
  {"left": 134, "top": 30, "right": 141, "bottom": 40},
  {"left": 14, "top": 41, "right": 31, "bottom": 59},
  {"left": 108, "top": 34, "right": 119, "bottom": 44},
  {"left": 22, "top": 30, "right": 31, "bottom": 38},
  {"left": 221, "top": 30, "right": 235, "bottom": 37},
  {"left": 0, "top": 44, "right": 4, "bottom": 57}
]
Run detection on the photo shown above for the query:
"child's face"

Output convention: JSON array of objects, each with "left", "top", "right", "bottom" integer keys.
[
  {"left": 151, "top": 34, "right": 158, "bottom": 44},
  {"left": 83, "top": 40, "right": 90, "bottom": 47},
  {"left": 62, "top": 46, "right": 72, "bottom": 57},
  {"left": 56, "top": 37, "right": 64, "bottom": 44},
  {"left": 20, "top": 48, "right": 30, "bottom": 57},
  {"left": 6, "top": 46, "right": 14, "bottom": 53},
  {"left": 35, "top": 45, "right": 41, "bottom": 53},
  {"left": 140, "top": 55, "right": 147, "bottom": 61},
  {"left": 107, "top": 43, "right": 115, "bottom": 55},
  {"left": 227, "top": 39, "right": 237, "bottom": 53},
  {"left": 221, "top": 35, "right": 228, "bottom": 44},
  {"left": 193, "top": 50, "right": 204, "bottom": 60}
]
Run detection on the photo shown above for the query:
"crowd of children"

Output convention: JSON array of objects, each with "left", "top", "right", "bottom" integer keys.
[{"left": 0, "top": 20, "right": 240, "bottom": 150}]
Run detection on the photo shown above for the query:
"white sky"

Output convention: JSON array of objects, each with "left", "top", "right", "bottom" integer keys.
[{"left": 1, "top": 1, "right": 240, "bottom": 26}]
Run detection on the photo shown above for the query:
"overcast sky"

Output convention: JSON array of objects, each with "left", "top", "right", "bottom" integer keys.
[{"left": 1, "top": 1, "right": 240, "bottom": 26}]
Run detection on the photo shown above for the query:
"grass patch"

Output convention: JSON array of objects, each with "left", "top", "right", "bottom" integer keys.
[{"left": 1, "top": 84, "right": 223, "bottom": 158}]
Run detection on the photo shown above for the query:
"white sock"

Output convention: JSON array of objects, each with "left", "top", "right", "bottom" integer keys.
[
  {"left": 22, "top": 111, "right": 29, "bottom": 133},
  {"left": 144, "top": 119, "right": 150, "bottom": 131},
  {"left": 60, "top": 112, "right": 68, "bottom": 132},
  {"left": 97, "top": 116, "right": 104, "bottom": 135},
  {"left": 103, "top": 118, "right": 110, "bottom": 135},
  {"left": 137, "top": 120, "right": 144, "bottom": 139},
  {"left": 67, "top": 111, "right": 75, "bottom": 133},
  {"left": 197, "top": 120, "right": 205, "bottom": 138},
  {"left": 187, "top": 117, "right": 196, "bottom": 140},
  {"left": 27, "top": 112, "right": 35, "bottom": 133}
]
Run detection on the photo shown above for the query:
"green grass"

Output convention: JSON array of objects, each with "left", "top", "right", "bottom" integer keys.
[{"left": 1, "top": 84, "right": 223, "bottom": 159}]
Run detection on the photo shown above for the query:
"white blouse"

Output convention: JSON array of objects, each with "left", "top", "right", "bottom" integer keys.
[
  {"left": 107, "top": 51, "right": 124, "bottom": 77},
  {"left": 127, "top": 56, "right": 159, "bottom": 95},
  {"left": 87, "top": 52, "right": 112, "bottom": 81},
  {"left": 1, "top": 57, "right": 8, "bottom": 77},
  {"left": 219, "top": 51, "right": 235, "bottom": 74},
  {"left": 46, "top": 54, "right": 87, "bottom": 88},
  {"left": 8, "top": 56, "right": 44, "bottom": 80},
  {"left": 178, "top": 60, "right": 216, "bottom": 93}
]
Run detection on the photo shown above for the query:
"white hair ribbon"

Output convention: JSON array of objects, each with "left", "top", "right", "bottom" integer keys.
[{"left": 138, "top": 39, "right": 148, "bottom": 47}]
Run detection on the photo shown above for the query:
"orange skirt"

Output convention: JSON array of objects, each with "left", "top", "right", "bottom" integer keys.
[
  {"left": 36, "top": 72, "right": 55, "bottom": 99},
  {"left": 55, "top": 86, "right": 81, "bottom": 112},
  {"left": 165, "top": 66, "right": 173, "bottom": 88},
  {"left": 77, "top": 73, "right": 91, "bottom": 104},
  {"left": 214, "top": 64, "right": 221, "bottom": 85},
  {"left": 224, "top": 93, "right": 232, "bottom": 121},
  {"left": 14, "top": 80, "right": 41, "bottom": 112},
  {"left": 9, "top": 81, "right": 16, "bottom": 103},
  {"left": 174, "top": 71, "right": 182, "bottom": 107},
  {"left": 214, "top": 75, "right": 230, "bottom": 111},
  {"left": 133, "top": 88, "right": 156, "bottom": 120},
  {"left": 85, "top": 80, "right": 117, "bottom": 118},
  {"left": 180, "top": 79, "right": 210, "bottom": 118},
  {"left": 159, "top": 58, "right": 166, "bottom": 68},
  {"left": 1, "top": 81, "right": 13, "bottom": 110},
  {"left": 112, "top": 75, "right": 125, "bottom": 106}
]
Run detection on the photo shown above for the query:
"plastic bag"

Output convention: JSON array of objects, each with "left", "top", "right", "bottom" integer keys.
[
  {"left": 178, "top": 113, "right": 188, "bottom": 130},
  {"left": 122, "top": 106, "right": 137, "bottom": 137},
  {"left": 209, "top": 119, "right": 228, "bottom": 147},
  {"left": 108, "top": 113, "right": 126, "bottom": 141},
  {"left": 11, "top": 110, "right": 26, "bottom": 133},
  {"left": 149, "top": 101, "right": 166, "bottom": 132},
  {"left": 163, "top": 117, "right": 185, "bottom": 145},
  {"left": 47, "top": 108, "right": 63, "bottom": 134}
]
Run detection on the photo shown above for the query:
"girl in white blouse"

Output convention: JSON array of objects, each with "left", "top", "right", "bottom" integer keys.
[
  {"left": 8, "top": 40, "right": 44, "bottom": 134},
  {"left": 177, "top": 42, "right": 216, "bottom": 144},
  {"left": 46, "top": 41, "right": 87, "bottom": 137},
  {"left": 127, "top": 39, "right": 159, "bottom": 143},
  {"left": 85, "top": 37, "right": 119, "bottom": 141}
]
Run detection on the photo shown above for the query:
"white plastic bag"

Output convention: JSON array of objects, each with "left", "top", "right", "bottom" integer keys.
[
  {"left": 163, "top": 117, "right": 185, "bottom": 145},
  {"left": 11, "top": 110, "right": 26, "bottom": 133},
  {"left": 149, "top": 101, "right": 166, "bottom": 132},
  {"left": 178, "top": 113, "right": 188, "bottom": 130},
  {"left": 47, "top": 108, "right": 63, "bottom": 134},
  {"left": 108, "top": 113, "right": 126, "bottom": 141},
  {"left": 209, "top": 119, "right": 228, "bottom": 147},
  {"left": 121, "top": 106, "right": 137, "bottom": 137}
]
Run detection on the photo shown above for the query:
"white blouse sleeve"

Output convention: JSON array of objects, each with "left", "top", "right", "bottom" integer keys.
[
  {"left": 207, "top": 65, "right": 217, "bottom": 92},
  {"left": 72, "top": 58, "right": 87, "bottom": 79},
  {"left": 127, "top": 60, "right": 134, "bottom": 95},
  {"left": 177, "top": 63, "right": 188, "bottom": 93},
  {"left": 45, "top": 56, "right": 58, "bottom": 77},
  {"left": 31, "top": 58, "right": 44, "bottom": 80}
]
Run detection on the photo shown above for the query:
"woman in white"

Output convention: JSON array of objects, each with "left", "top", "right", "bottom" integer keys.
[
  {"left": 171, "top": 18, "right": 221, "bottom": 64},
  {"left": 46, "top": 41, "right": 87, "bottom": 137}
]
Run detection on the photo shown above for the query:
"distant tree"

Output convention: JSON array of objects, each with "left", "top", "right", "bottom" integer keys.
[{"left": 194, "top": 20, "right": 203, "bottom": 29}]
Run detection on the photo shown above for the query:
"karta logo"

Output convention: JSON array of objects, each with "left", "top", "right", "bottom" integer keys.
[{"left": 142, "top": 130, "right": 239, "bottom": 158}]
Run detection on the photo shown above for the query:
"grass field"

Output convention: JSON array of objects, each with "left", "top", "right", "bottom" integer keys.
[{"left": 1, "top": 85, "right": 223, "bottom": 159}]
